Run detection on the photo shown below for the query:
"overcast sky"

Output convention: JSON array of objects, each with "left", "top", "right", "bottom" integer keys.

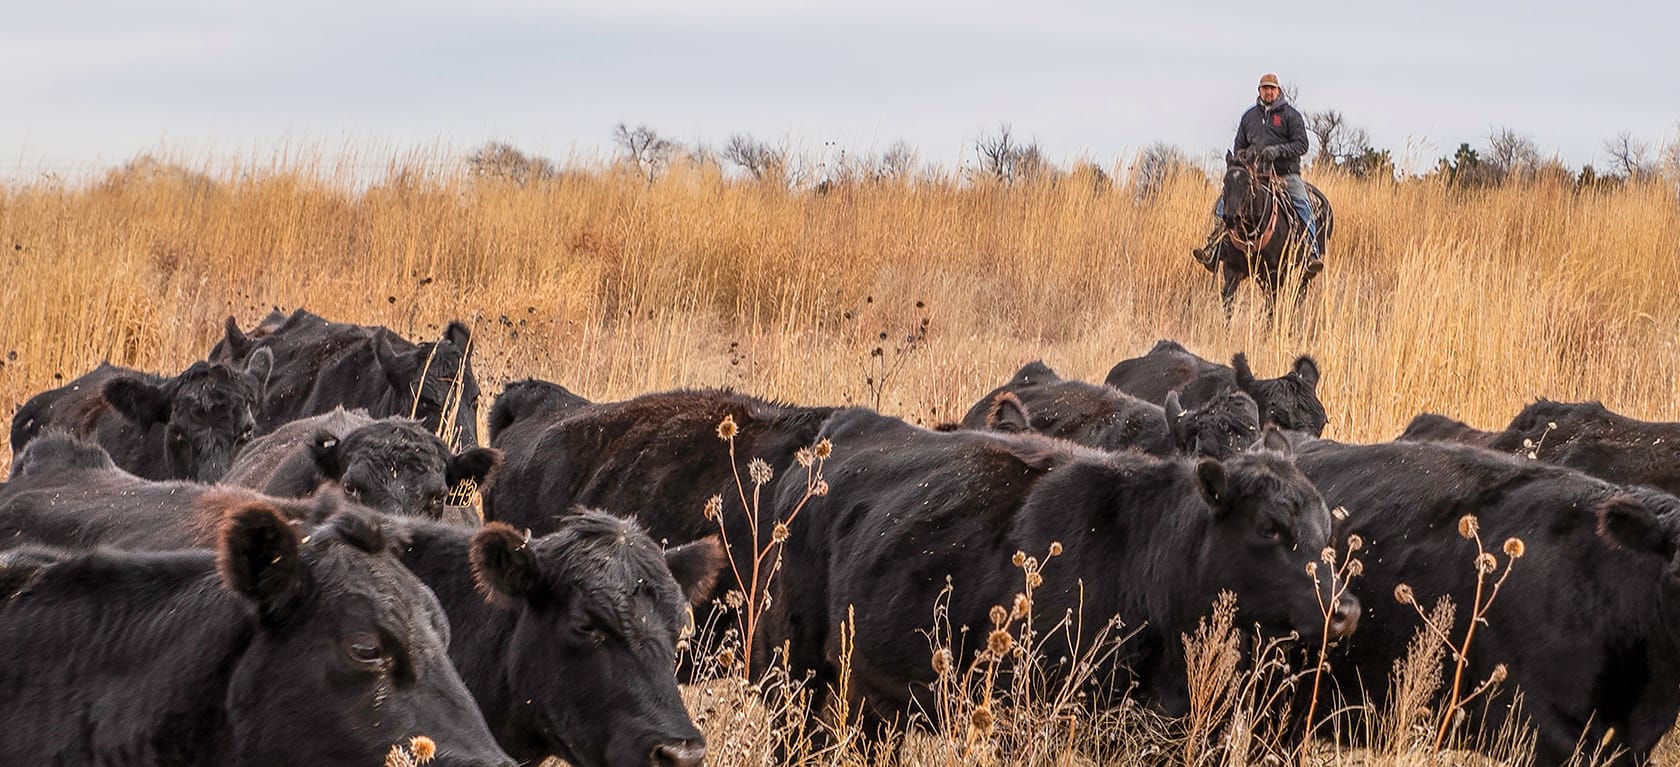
[{"left": 5, "top": 0, "right": 1676, "bottom": 179}]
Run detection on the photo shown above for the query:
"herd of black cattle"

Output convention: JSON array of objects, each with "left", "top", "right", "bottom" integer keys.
[{"left": 2, "top": 309, "right": 1678, "bottom": 767}]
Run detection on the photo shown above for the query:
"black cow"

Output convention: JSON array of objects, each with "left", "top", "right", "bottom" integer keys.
[
  {"left": 1105, "top": 339, "right": 1327, "bottom": 436},
  {"left": 759, "top": 408, "right": 1358, "bottom": 742},
  {"left": 1402, "top": 401, "right": 1680, "bottom": 497},
  {"left": 9, "top": 353, "right": 273, "bottom": 482},
  {"left": 487, "top": 378, "right": 593, "bottom": 444},
  {"left": 223, "top": 408, "right": 501, "bottom": 522},
  {"left": 485, "top": 387, "right": 838, "bottom": 548},
  {"left": 1397, "top": 412, "right": 1502, "bottom": 448},
  {"left": 2, "top": 433, "right": 351, "bottom": 548},
  {"left": 1297, "top": 438, "right": 1680, "bottom": 766},
  {"left": 395, "top": 512, "right": 725, "bottom": 767},
  {"left": 0, "top": 502, "right": 512, "bottom": 766},
  {"left": 213, "top": 309, "right": 482, "bottom": 448},
  {"left": 959, "top": 360, "right": 1261, "bottom": 459},
  {"left": 3, "top": 435, "right": 719, "bottom": 767}
]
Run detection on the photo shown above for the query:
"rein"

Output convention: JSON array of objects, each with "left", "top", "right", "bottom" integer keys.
[{"left": 1225, "top": 171, "right": 1285, "bottom": 254}]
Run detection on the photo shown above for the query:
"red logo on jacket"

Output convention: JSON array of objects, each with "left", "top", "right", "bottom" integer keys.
[{"left": 1272, "top": 114, "right": 1282, "bottom": 126}]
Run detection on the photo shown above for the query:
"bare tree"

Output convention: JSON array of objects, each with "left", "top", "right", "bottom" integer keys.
[
  {"left": 975, "top": 124, "right": 1020, "bottom": 181},
  {"left": 1485, "top": 128, "right": 1542, "bottom": 182},
  {"left": 1132, "top": 142, "right": 1198, "bottom": 200},
  {"left": 876, "top": 140, "right": 917, "bottom": 181},
  {"left": 466, "top": 142, "right": 557, "bottom": 186},
  {"left": 975, "top": 124, "right": 1055, "bottom": 184},
  {"left": 722, "top": 134, "right": 787, "bottom": 182},
  {"left": 611, "top": 123, "right": 678, "bottom": 182},
  {"left": 1603, "top": 132, "right": 1654, "bottom": 181},
  {"left": 1305, "top": 110, "right": 1375, "bottom": 172}
]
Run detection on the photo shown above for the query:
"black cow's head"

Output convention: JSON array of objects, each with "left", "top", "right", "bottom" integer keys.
[
  {"left": 218, "top": 503, "right": 511, "bottom": 766},
  {"left": 307, "top": 420, "right": 500, "bottom": 520},
  {"left": 1186, "top": 428, "right": 1359, "bottom": 645},
  {"left": 1232, "top": 353, "right": 1327, "bottom": 437},
  {"left": 1165, "top": 387, "right": 1262, "bottom": 460},
  {"left": 469, "top": 513, "right": 725, "bottom": 767},
  {"left": 374, "top": 322, "right": 481, "bottom": 450},
  {"left": 103, "top": 351, "right": 273, "bottom": 482}
]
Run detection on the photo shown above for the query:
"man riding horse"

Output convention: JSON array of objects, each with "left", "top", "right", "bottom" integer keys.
[{"left": 1194, "top": 73, "right": 1324, "bottom": 277}]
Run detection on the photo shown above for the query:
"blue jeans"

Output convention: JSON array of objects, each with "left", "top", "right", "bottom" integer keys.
[
  {"left": 1283, "top": 175, "right": 1320, "bottom": 258},
  {"left": 1217, "top": 176, "right": 1319, "bottom": 257}
]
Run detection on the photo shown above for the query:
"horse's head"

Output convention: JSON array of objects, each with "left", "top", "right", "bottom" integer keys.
[{"left": 1222, "top": 150, "right": 1266, "bottom": 226}]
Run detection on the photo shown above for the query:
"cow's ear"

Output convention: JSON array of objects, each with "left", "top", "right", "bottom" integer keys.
[
  {"left": 104, "top": 377, "right": 171, "bottom": 426},
  {"left": 372, "top": 330, "right": 412, "bottom": 391},
  {"left": 307, "top": 431, "right": 346, "bottom": 479},
  {"left": 448, "top": 447, "right": 502, "bottom": 488},
  {"left": 1258, "top": 426, "right": 1292, "bottom": 455},
  {"left": 243, "top": 348, "right": 274, "bottom": 392},
  {"left": 442, "top": 321, "right": 472, "bottom": 350},
  {"left": 1292, "top": 355, "right": 1321, "bottom": 389},
  {"left": 1163, "top": 391, "right": 1185, "bottom": 437},
  {"left": 1225, "top": 150, "right": 1238, "bottom": 166},
  {"left": 222, "top": 316, "right": 252, "bottom": 361},
  {"left": 1596, "top": 495, "right": 1676, "bottom": 560},
  {"left": 470, "top": 522, "right": 543, "bottom": 606},
  {"left": 1196, "top": 459, "right": 1229, "bottom": 515},
  {"left": 1231, "top": 353, "right": 1257, "bottom": 391},
  {"left": 218, "top": 503, "right": 306, "bottom": 624},
  {"left": 665, "top": 536, "right": 727, "bottom": 607},
  {"left": 986, "top": 392, "right": 1030, "bottom": 434}
]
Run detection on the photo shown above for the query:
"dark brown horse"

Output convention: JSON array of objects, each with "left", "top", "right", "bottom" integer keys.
[{"left": 1202, "top": 149, "right": 1333, "bottom": 317}]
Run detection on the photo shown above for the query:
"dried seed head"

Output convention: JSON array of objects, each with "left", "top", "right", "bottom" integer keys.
[
  {"left": 1048, "top": 541, "right": 1063, "bottom": 557},
  {"left": 1305, "top": 562, "right": 1319, "bottom": 577},
  {"left": 989, "top": 605, "right": 1008, "bottom": 626},
  {"left": 1547, "top": 421, "right": 1557, "bottom": 430},
  {"left": 1458, "top": 515, "right": 1479, "bottom": 540},
  {"left": 814, "top": 439, "right": 832, "bottom": 459},
  {"left": 812, "top": 479, "right": 829, "bottom": 497},
  {"left": 717, "top": 415, "right": 738, "bottom": 441},
  {"left": 931, "top": 647, "right": 953, "bottom": 676},
  {"left": 1321, "top": 547, "right": 1338, "bottom": 566},
  {"left": 986, "top": 628, "right": 1015, "bottom": 656},
  {"left": 1011, "top": 593, "right": 1032, "bottom": 621},
  {"left": 795, "top": 447, "right": 815, "bottom": 468},
  {"left": 717, "top": 648, "right": 737, "bottom": 668},
  {"left": 1331, "top": 506, "right": 1350, "bottom": 521},
  {"left": 1347, "top": 559, "right": 1365, "bottom": 578},
  {"left": 748, "top": 458, "right": 773, "bottom": 485},
  {"left": 1394, "top": 583, "right": 1415, "bottom": 605},
  {"left": 408, "top": 737, "right": 435, "bottom": 763},
  {"left": 1347, "top": 534, "right": 1364, "bottom": 552},
  {"left": 1476, "top": 552, "right": 1498, "bottom": 575},
  {"left": 1489, "top": 663, "right": 1509, "bottom": 684},
  {"left": 1026, "top": 572, "right": 1043, "bottom": 589},
  {"left": 1503, "top": 538, "right": 1525, "bottom": 558},
  {"left": 1012, "top": 551, "right": 1027, "bottom": 568},
  {"left": 771, "top": 523, "right": 789, "bottom": 543},
  {"left": 703, "top": 495, "right": 724, "bottom": 522},
  {"left": 970, "top": 705, "right": 995, "bottom": 737},
  {"left": 724, "top": 590, "right": 746, "bottom": 609}
]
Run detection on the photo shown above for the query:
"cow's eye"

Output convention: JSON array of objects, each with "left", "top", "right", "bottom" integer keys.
[
  {"left": 343, "top": 485, "right": 362, "bottom": 501},
  {"left": 573, "top": 619, "right": 605, "bottom": 644},
  {"left": 344, "top": 633, "right": 387, "bottom": 669},
  {"left": 1258, "top": 520, "right": 1283, "bottom": 541}
]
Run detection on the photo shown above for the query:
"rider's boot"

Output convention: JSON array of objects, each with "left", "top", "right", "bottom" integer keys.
[{"left": 1192, "top": 216, "right": 1224, "bottom": 269}]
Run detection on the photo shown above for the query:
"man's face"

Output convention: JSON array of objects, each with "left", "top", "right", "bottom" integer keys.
[{"left": 1259, "top": 84, "right": 1280, "bottom": 105}]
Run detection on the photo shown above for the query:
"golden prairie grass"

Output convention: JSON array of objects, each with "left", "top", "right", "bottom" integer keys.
[
  {"left": 2, "top": 152, "right": 1676, "bottom": 446},
  {"left": 2, "top": 149, "right": 1678, "bottom": 765}
]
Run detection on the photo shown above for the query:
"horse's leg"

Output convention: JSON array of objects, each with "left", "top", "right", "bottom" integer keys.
[{"left": 1219, "top": 258, "right": 1243, "bottom": 319}]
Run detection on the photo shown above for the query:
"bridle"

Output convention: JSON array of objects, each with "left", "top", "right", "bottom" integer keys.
[{"left": 1224, "top": 161, "right": 1285, "bottom": 254}]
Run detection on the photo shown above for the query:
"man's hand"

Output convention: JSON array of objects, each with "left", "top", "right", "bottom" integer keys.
[{"left": 1259, "top": 145, "right": 1282, "bottom": 160}]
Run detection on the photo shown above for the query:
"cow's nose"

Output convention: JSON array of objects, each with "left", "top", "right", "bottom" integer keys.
[
  {"left": 650, "top": 740, "right": 706, "bottom": 767},
  {"left": 1330, "top": 594, "right": 1362, "bottom": 640}
]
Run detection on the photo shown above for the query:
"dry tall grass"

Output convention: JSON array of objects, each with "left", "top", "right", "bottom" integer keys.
[{"left": 2, "top": 149, "right": 1678, "bottom": 765}]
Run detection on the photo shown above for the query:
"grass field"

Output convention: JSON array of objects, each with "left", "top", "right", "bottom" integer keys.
[{"left": 2, "top": 150, "right": 1678, "bottom": 765}]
